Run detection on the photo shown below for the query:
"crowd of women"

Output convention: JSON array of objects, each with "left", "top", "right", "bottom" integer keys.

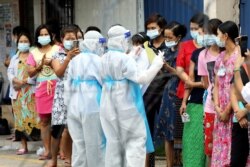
[{"left": 5, "top": 12, "right": 250, "bottom": 167}]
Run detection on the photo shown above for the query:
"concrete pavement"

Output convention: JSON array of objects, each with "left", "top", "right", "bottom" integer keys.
[
  {"left": 0, "top": 135, "right": 65, "bottom": 167},
  {"left": 0, "top": 134, "right": 166, "bottom": 167}
]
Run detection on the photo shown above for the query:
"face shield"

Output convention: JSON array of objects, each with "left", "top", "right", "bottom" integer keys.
[
  {"left": 79, "top": 31, "right": 106, "bottom": 56},
  {"left": 107, "top": 26, "right": 132, "bottom": 53}
]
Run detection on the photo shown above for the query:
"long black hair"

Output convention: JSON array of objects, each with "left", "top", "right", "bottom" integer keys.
[
  {"left": 218, "top": 21, "right": 239, "bottom": 43},
  {"left": 190, "top": 13, "right": 209, "bottom": 28},
  {"left": 16, "top": 32, "right": 33, "bottom": 47},
  {"left": 132, "top": 32, "right": 149, "bottom": 45},
  {"left": 165, "top": 21, "right": 187, "bottom": 40},
  {"left": 34, "top": 24, "right": 54, "bottom": 48}
]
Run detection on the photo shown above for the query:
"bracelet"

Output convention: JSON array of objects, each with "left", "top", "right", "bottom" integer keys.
[{"left": 233, "top": 68, "right": 240, "bottom": 72}]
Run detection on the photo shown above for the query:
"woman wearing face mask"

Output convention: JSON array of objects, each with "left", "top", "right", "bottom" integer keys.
[
  {"left": 180, "top": 19, "right": 222, "bottom": 167},
  {"left": 45, "top": 25, "right": 80, "bottom": 167},
  {"left": 143, "top": 13, "right": 167, "bottom": 167},
  {"left": 175, "top": 12, "right": 208, "bottom": 166},
  {"left": 196, "top": 18, "right": 222, "bottom": 167},
  {"left": 212, "top": 21, "right": 239, "bottom": 167},
  {"left": 7, "top": 32, "right": 40, "bottom": 155},
  {"left": 73, "top": 24, "right": 84, "bottom": 40},
  {"left": 153, "top": 21, "right": 187, "bottom": 167},
  {"left": 27, "top": 24, "right": 60, "bottom": 160}
]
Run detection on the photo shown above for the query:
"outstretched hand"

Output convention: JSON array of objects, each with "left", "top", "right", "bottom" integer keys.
[{"left": 152, "top": 51, "right": 164, "bottom": 67}]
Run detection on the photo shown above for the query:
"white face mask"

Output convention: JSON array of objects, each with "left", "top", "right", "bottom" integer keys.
[
  {"left": 18, "top": 43, "right": 30, "bottom": 52},
  {"left": 203, "top": 35, "right": 217, "bottom": 47},
  {"left": 190, "top": 30, "right": 199, "bottom": 40},
  {"left": 165, "top": 40, "right": 178, "bottom": 48},
  {"left": 146, "top": 29, "right": 160, "bottom": 40},
  {"left": 196, "top": 34, "right": 205, "bottom": 47},
  {"left": 63, "top": 40, "right": 74, "bottom": 50},
  {"left": 215, "top": 37, "right": 225, "bottom": 48},
  {"left": 38, "top": 35, "right": 51, "bottom": 46}
]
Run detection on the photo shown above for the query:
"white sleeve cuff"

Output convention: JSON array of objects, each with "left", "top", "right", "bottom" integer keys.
[{"left": 241, "top": 82, "right": 250, "bottom": 103}]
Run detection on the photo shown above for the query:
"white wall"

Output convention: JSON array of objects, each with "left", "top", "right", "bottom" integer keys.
[
  {"left": 33, "top": 0, "right": 42, "bottom": 30},
  {"left": 204, "top": 0, "right": 239, "bottom": 24},
  {"left": 75, "top": 0, "right": 143, "bottom": 36}
]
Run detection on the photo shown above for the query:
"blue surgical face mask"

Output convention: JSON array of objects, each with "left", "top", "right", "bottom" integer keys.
[
  {"left": 18, "top": 43, "right": 30, "bottom": 52},
  {"left": 190, "top": 30, "right": 199, "bottom": 40},
  {"left": 215, "top": 37, "right": 225, "bottom": 47},
  {"left": 147, "top": 29, "right": 160, "bottom": 40},
  {"left": 63, "top": 40, "right": 74, "bottom": 50},
  {"left": 38, "top": 35, "right": 51, "bottom": 46},
  {"left": 196, "top": 34, "right": 205, "bottom": 47},
  {"left": 165, "top": 40, "right": 178, "bottom": 48},
  {"left": 203, "top": 35, "right": 217, "bottom": 47}
]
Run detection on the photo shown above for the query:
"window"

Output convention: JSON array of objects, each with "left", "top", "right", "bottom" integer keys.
[{"left": 46, "top": 0, "right": 74, "bottom": 27}]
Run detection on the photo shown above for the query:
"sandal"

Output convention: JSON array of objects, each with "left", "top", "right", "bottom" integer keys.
[
  {"left": 39, "top": 154, "right": 51, "bottom": 160},
  {"left": 16, "top": 148, "right": 28, "bottom": 155},
  {"left": 44, "top": 160, "right": 57, "bottom": 167},
  {"left": 64, "top": 160, "right": 71, "bottom": 167},
  {"left": 57, "top": 154, "right": 66, "bottom": 160}
]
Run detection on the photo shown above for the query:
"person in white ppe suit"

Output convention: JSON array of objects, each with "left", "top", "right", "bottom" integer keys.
[
  {"left": 64, "top": 31, "right": 106, "bottom": 167},
  {"left": 100, "top": 25, "right": 164, "bottom": 167}
]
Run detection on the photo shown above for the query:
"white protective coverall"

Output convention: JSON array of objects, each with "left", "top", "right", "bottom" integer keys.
[
  {"left": 64, "top": 31, "right": 106, "bottom": 167},
  {"left": 100, "top": 25, "right": 164, "bottom": 167}
]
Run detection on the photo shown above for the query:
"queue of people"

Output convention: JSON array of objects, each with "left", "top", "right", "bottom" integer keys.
[{"left": 4, "top": 12, "right": 250, "bottom": 167}]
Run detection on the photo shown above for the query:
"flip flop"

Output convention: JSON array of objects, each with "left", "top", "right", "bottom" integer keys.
[
  {"left": 39, "top": 154, "right": 51, "bottom": 160},
  {"left": 44, "top": 160, "right": 57, "bottom": 167},
  {"left": 57, "top": 154, "right": 66, "bottom": 160},
  {"left": 64, "top": 160, "right": 71, "bottom": 167},
  {"left": 16, "top": 149, "right": 28, "bottom": 155}
]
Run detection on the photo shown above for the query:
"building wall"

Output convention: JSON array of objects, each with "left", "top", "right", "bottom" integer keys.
[
  {"left": 0, "top": 0, "right": 19, "bottom": 99},
  {"left": 74, "top": 0, "right": 144, "bottom": 35},
  {"left": 204, "top": 0, "right": 240, "bottom": 24},
  {"left": 144, "top": 0, "right": 204, "bottom": 29}
]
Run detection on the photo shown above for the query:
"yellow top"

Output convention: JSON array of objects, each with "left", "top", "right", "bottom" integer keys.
[
  {"left": 143, "top": 41, "right": 156, "bottom": 64},
  {"left": 31, "top": 45, "right": 60, "bottom": 82}
]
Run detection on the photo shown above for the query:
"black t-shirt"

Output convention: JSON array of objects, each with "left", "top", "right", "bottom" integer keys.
[{"left": 188, "top": 48, "right": 205, "bottom": 104}]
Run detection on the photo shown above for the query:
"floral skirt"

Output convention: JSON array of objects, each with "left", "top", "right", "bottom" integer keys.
[{"left": 13, "top": 86, "right": 40, "bottom": 140}]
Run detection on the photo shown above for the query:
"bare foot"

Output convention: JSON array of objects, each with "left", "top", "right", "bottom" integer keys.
[
  {"left": 64, "top": 159, "right": 71, "bottom": 167},
  {"left": 44, "top": 160, "right": 57, "bottom": 167}
]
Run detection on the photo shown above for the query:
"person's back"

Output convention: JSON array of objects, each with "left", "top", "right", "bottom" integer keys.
[
  {"left": 67, "top": 52, "right": 102, "bottom": 112},
  {"left": 65, "top": 30, "right": 106, "bottom": 167},
  {"left": 99, "top": 25, "right": 164, "bottom": 167}
]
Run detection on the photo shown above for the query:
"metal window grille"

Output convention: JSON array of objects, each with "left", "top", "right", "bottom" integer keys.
[{"left": 46, "top": 0, "right": 74, "bottom": 27}]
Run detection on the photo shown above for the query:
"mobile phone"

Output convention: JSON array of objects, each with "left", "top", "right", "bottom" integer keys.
[
  {"left": 235, "top": 36, "right": 248, "bottom": 57},
  {"left": 73, "top": 40, "right": 79, "bottom": 48}
]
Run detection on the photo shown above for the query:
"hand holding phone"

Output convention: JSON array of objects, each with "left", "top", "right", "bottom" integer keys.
[
  {"left": 235, "top": 36, "right": 248, "bottom": 57},
  {"left": 73, "top": 40, "right": 79, "bottom": 48}
]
